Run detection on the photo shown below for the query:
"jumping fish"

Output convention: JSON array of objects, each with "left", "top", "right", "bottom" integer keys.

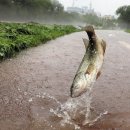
[{"left": 70, "top": 26, "right": 106, "bottom": 98}]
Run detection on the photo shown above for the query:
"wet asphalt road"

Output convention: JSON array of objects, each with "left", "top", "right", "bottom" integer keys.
[{"left": 0, "top": 30, "right": 130, "bottom": 130}]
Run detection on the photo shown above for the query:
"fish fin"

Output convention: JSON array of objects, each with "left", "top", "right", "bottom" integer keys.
[
  {"left": 82, "top": 38, "right": 89, "bottom": 49},
  {"left": 96, "top": 71, "right": 101, "bottom": 80},
  {"left": 86, "top": 64, "right": 95, "bottom": 75},
  {"left": 101, "top": 40, "right": 106, "bottom": 55}
]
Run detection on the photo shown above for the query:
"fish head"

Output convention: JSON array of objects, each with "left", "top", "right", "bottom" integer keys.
[{"left": 70, "top": 73, "right": 88, "bottom": 98}]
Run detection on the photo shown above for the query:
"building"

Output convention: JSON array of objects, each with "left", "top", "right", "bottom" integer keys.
[
  {"left": 66, "top": 1, "right": 95, "bottom": 15},
  {"left": 67, "top": 7, "right": 82, "bottom": 14},
  {"left": 103, "top": 15, "right": 115, "bottom": 20},
  {"left": 82, "top": 6, "right": 90, "bottom": 14},
  {"left": 67, "top": 6, "right": 95, "bottom": 15}
]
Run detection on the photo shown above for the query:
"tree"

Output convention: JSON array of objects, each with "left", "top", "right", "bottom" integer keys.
[
  {"left": 116, "top": 5, "right": 130, "bottom": 28},
  {"left": 82, "top": 13, "right": 102, "bottom": 26},
  {"left": 0, "top": 0, "right": 64, "bottom": 21}
]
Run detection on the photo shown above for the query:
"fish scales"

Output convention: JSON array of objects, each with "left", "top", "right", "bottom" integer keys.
[{"left": 70, "top": 26, "right": 106, "bottom": 98}]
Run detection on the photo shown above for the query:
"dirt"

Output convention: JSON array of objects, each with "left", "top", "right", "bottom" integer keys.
[{"left": 0, "top": 31, "right": 130, "bottom": 130}]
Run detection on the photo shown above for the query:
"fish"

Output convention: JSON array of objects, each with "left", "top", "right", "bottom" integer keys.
[{"left": 70, "top": 25, "right": 106, "bottom": 98}]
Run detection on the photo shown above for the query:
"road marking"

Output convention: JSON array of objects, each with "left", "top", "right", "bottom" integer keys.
[{"left": 118, "top": 41, "right": 130, "bottom": 49}]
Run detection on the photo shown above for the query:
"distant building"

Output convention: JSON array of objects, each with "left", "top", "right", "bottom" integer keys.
[
  {"left": 67, "top": 7, "right": 82, "bottom": 14},
  {"left": 67, "top": 6, "right": 95, "bottom": 15},
  {"left": 86, "top": 8, "right": 94, "bottom": 14},
  {"left": 66, "top": 1, "right": 96, "bottom": 15},
  {"left": 81, "top": 6, "right": 88, "bottom": 14},
  {"left": 67, "top": 0, "right": 101, "bottom": 16},
  {"left": 103, "top": 15, "right": 115, "bottom": 20}
]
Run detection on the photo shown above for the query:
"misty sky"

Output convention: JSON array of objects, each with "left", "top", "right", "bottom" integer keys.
[{"left": 58, "top": 0, "right": 130, "bottom": 15}]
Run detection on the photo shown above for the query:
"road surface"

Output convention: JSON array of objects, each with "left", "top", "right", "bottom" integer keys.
[{"left": 0, "top": 30, "right": 130, "bottom": 130}]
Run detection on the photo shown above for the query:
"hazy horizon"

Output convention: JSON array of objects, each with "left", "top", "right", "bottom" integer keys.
[{"left": 58, "top": 0, "right": 130, "bottom": 16}]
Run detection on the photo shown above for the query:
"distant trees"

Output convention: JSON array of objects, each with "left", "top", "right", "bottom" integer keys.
[
  {"left": 116, "top": 5, "right": 130, "bottom": 28},
  {"left": 0, "top": 0, "right": 116, "bottom": 28},
  {"left": 0, "top": 0, "right": 64, "bottom": 21},
  {"left": 0, "top": 0, "right": 64, "bottom": 13},
  {"left": 83, "top": 13, "right": 102, "bottom": 26}
]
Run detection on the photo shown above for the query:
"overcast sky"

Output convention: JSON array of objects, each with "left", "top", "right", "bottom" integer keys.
[{"left": 58, "top": 0, "right": 130, "bottom": 15}]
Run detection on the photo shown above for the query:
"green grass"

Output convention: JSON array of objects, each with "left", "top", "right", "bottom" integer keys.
[
  {"left": 0, "top": 22, "right": 79, "bottom": 60},
  {"left": 126, "top": 29, "right": 130, "bottom": 33}
]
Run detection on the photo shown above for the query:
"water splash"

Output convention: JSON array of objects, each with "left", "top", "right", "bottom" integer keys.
[
  {"left": 35, "top": 92, "right": 108, "bottom": 130},
  {"left": 36, "top": 92, "right": 62, "bottom": 106},
  {"left": 49, "top": 90, "right": 108, "bottom": 129}
]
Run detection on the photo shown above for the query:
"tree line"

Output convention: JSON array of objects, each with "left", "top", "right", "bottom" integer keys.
[
  {"left": 0, "top": 0, "right": 64, "bottom": 22},
  {"left": 116, "top": 5, "right": 130, "bottom": 28},
  {"left": 0, "top": 0, "right": 118, "bottom": 29},
  {"left": 0, "top": 0, "right": 106, "bottom": 26}
]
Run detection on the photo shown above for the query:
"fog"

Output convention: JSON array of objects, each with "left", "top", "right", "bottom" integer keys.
[
  {"left": 0, "top": 0, "right": 129, "bottom": 30},
  {"left": 59, "top": 0, "right": 130, "bottom": 15}
]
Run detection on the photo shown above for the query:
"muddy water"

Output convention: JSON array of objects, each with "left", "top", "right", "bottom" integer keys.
[{"left": 0, "top": 31, "right": 130, "bottom": 130}]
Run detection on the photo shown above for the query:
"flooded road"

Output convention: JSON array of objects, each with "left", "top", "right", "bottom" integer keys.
[{"left": 0, "top": 30, "right": 130, "bottom": 130}]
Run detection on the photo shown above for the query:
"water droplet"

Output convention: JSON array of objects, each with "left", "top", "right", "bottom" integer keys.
[{"left": 28, "top": 98, "right": 33, "bottom": 102}]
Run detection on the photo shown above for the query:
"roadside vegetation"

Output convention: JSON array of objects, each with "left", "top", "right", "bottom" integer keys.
[
  {"left": 116, "top": 5, "right": 130, "bottom": 30},
  {"left": 0, "top": 22, "right": 79, "bottom": 60},
  {"left": 126, "top": 30, "right": 130, "bottom": 33}
]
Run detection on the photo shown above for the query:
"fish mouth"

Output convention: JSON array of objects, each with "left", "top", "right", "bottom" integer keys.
[
  {"left": 71, "top": 88, "right": 87, "bottom": 98},
  {"left": 71, "top": 93, "right": 82, "bottom": 98}
]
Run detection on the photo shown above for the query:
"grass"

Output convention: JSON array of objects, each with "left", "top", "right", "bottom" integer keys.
[
  {"left": 0, "top": 22, "right": 79, "bottom": 60},
  {"left": 126, "top": 29, "right": 130, "bottom": 33}
]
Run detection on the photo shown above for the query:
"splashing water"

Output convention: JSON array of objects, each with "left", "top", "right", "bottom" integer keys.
[
  {"left": 50, "top": 92, "right": 91, "bottom": 129},
  {"left": 33, "top": 91, "right": 108, "bottom": 130},
  {"left": 49, "top": 90, "right": 108, "bottom": 129}
]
